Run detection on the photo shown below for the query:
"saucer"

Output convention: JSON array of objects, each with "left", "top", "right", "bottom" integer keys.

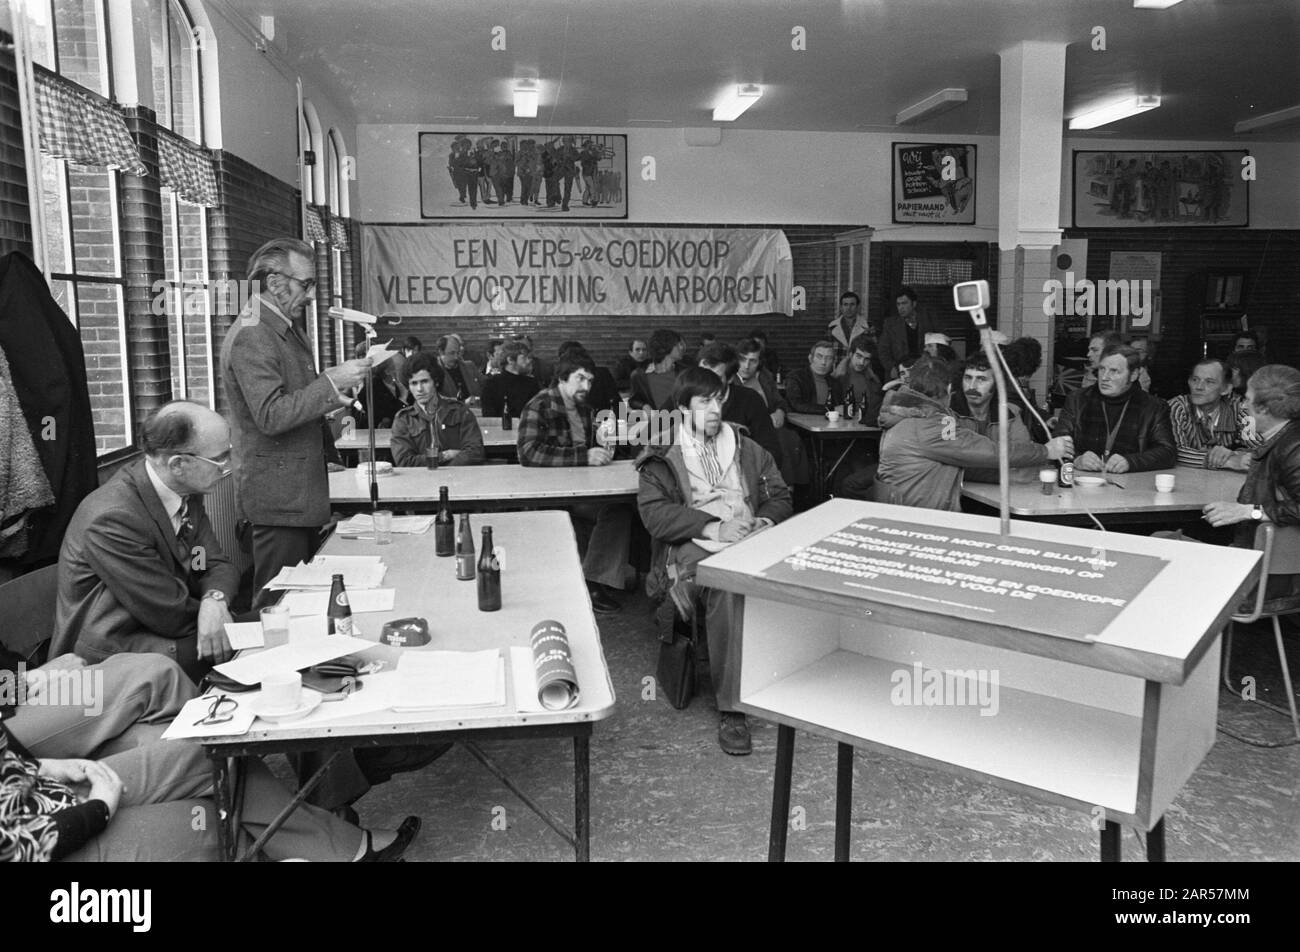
[
  {"left": 252, "top": 690, "right": 323, "bottom": 723},
  {"left": 1072, "top": 475, "right": 1106, "bottom": 488}
]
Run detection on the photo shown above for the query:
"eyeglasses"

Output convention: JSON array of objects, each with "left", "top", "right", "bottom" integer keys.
[
  {"left": 176, "top": 450, "right": 232, "bottom": 477},
  {"left": 193, "top": 694, "right": 238, "bottom": 726},
  {"left": 274, "top": 271, "right": 316, "bottom": 291}
]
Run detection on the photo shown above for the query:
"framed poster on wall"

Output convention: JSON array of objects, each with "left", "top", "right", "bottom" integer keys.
[
  {"left": 891, "top": 143, "right": 976, "bottom": 224},
  {"left": 419, "top": 132, "right": 628, "bottom": 219},
  {"left": 1072, "top": 150, "right": 1248, "bottom": 228}
]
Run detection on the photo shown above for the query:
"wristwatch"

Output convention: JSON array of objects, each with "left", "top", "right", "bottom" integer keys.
[
  {"left": 202, "top": 590, "right": 227, "bottom": 603},
  {"left": 1251, "top": 505, "right": 1264, "bottom": 521}
]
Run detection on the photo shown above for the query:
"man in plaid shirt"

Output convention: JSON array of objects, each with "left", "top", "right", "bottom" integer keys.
[
  {"left": 1054, "top": 344, "right": 1176, "bottom": 474},
  {"left": 1167, "top": 356, "right": 1259, "bottom": 470},
  {"left": 517, "top": 349, "right": 632, "bottom": 613}
]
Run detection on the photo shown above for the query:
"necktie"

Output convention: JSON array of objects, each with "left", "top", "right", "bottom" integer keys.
[{"left": 177, "top": 499, "right": 196, "bottom": 552}]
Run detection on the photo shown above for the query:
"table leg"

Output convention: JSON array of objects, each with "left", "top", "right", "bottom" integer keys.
[
  {"left": 1146, "top": 817, "right": 1165, "bottom": 862},
  {"left": 210, "top": 755, "right": 234, "bottom": 862},
  {"left": 1100, "top": 820, "right": 1121, "bottom": 862},
  {"left": 835, "top": 742, "right": 853, "bottom": 861},
  {"left": 574, "top": 735, "right": 591, "bottom": 863},
  {"left": 768, "top": 724, "right": 796, "bottom": 862}
]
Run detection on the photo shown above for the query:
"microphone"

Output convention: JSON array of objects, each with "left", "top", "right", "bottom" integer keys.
[{"left": 328, "top": 306, "right": 402, "bottom": 327}]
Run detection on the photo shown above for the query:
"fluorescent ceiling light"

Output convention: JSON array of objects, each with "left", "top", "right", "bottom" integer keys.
[
  {"left": 1132, "top": 0, "right": 1184, "bottom": 8},
  {"left": 713, "top": 84, "right": 763, "bottom": 122},
  {"left": 513, "top": 81, "right": 539, "bottom": 118},
  {"left": 896, "top": 88, "right": 967, "bottom": 125},
  {"left": 1234, "top": 104, "right": 1300, "bottom": 134},
  {"left": 1068, "top": 95, "right": 1161, "bottom": 130}
]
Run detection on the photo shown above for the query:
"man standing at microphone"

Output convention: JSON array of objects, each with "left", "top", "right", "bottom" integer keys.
[{"left": 220, "top": 237, "right": 373, "bottom": 605}]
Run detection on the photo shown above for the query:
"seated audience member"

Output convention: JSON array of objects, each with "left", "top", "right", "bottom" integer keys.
[
  {"left": 355, "top": 352, "right": 409, "bottom": 428},
  {"left": 1203, "top": 365, "right": 1300, "bottom": 605},
  {"left": 558, "top": 341, "right": 620, "bottom": 413},
  {"left": 737, "top": 338, "right": 808, "bottom": 487},
  {"left": 878, "top": 286, "right": 941, "bottom": 382},
  {"left": 837, "top": 334, "right": 885, "bottom": 425},
  {"left": 1227, "top": 350, "right": 1266, "bottom": 399},
  {"left": 55, "top": 403, "right": 240, "bottom": 680},
  {"left": 0, "top": 652, "right": 419, "bottom": 862},
  {"left": 881, "top": 353, "right": 921, "bottom": 395},
  {"left": 1168, "top": 356, "right": 1259, "bottom": 470},
  {"left": 749, "top": 328, "right": 784, "bottom": 381},
  {"left": 1053, "top": 344, "right": 1177, "bottom": 474},
  {"left": 1080, "top": 331, "right": 1123, "bottom": 390},
  {"left": 390, "top": 352, "right": 485, "bottom": 467},
  {"left": 785, "top": 340, "right": 845, "bottom": 414},
  {"left": 484, "top": 338, "right": 506, "bottom": 376},
  {"left": 1126, "top": 336, "right": 1155, "bottom": 393},
  {"left": 613, "top": 338, "right": 649, "bottom": 392},
  {"left": 629, "top": 328, "right": 684, "bottom": 411},
  {"left": 682, "top": 332, "right": 716, "bottom": 367},
  {"left": 517, "top": 350, "right": 633, "bottom": 614},
  {"left": 511, "top": 334, "right": 552, "bottom": 387},
  {"left": 1234, "top": 330, "right": 1261, "bottom": 354},
  {"left": 401, "top": 336, "right": 423, "bottom": 359},
  {"left": 431, "top": 334, "right": 482, "bottom": 400},
  {"left": 1002, "top": 337, "right": 1050, "bottom": 444},
  {"left": 923, "top": 333, "right": 952, "bottom": 358},
  {"left": 697, "top": 342, "right": 782, "bottom": 466},
  {"left": 874, "top": 357, "right": 1071, "bottom": 511},
  {"left": 636, "top": 367, "right": 792, "bottom": 755},
  {"left": 947, "top": 352, "right": 1044, "bottom": 484},
  {"left": 479, "top": 340, "right": 541, "bottom": 417}
]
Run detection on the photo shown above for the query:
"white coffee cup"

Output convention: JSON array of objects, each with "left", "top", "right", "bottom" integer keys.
[
  {"left": 261, "top": 671, "right": 302, "bottom": 712},
  {"left": 826, "top": 410, "right": 841, "bottom": 423},
  {"left": 1155, "top": 473, "right": 1176, "bottom": 493}
]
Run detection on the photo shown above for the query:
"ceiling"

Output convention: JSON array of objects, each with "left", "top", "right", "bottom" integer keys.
[{"left": 220, "top": 0, "right": 1300, "bottom": 140}]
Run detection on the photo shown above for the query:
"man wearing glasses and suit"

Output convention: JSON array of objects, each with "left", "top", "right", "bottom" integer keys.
[
  {"left": 53, "top": 402, "right": 241, "bottom": 681},
  {"left": 219, "top": 237, "right": 373, "bottom": 608}
]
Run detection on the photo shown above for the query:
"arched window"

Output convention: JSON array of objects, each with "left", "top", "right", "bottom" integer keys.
[
  {"left": 302, "top": 100, "right": 324, "bottom": 205},
  {"left": 144, "top": 0, "right": 203, "bottom": 144},
  {"left": 327, "top": 128, "right": 341, "bottom": 216}
]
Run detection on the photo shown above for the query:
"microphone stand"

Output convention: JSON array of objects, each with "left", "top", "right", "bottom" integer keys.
[
  {"left": 976, "top": 320, "right": 1011, "bottom": 536},
  {"left": 363, "top": 324, "right": 379, "bottom": 515}
]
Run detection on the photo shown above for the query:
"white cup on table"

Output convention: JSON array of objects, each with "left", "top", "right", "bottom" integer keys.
[
  {"left": 1155, "top": 473, "right": 1176, "bottom": 493},
  {"left": 826, "top": 410, "right": 841, "bottom": 423},
  {"left": 260, "top": 671, "right": 302, "bottom": 713}
]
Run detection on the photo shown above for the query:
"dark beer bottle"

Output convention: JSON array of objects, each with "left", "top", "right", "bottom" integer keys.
[
  {"left": 845, "top": 385, "right": 857, "bottom": 420},
  {"left": 824, "top": 387, "right": 835, "bottom": 415},
  {"left": 327, "top": 573, "right": 353, "bottom": 636},
  {"left": 434, "top": 486, "right": 454, "bottom": 556},
  {"left": 502, "top": 407, "right": 512, "bottom": 431},
  {"left": 456, "top": 513, "right": 476, "bottom": 580},
  {"left": 477, "top": 526, "right": 501, "bottom": 611}
]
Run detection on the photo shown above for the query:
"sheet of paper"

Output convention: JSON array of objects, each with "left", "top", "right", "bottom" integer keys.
[
  {"left": 213, "top": 634, "right": 373, "bottom": 685},
  {"left": 161, "top": 694, "right": 255, "bottom": 740},
  {"left": 366, "top": 342, "right": 398, "bottom": 367},
  {"left": 394, "top": 650, "right": 504, "bottom": 709},
  {"left": 336, "top": 514, "right": 434, "bottom": 536},
  {"left": 223, "top": 622, "right": 265, "bottom": 651},
  {"left": 289, "top": 614, "right": 328, "bottom": 642},
  {"left": 510, "top": 646, "right": 545, "bottom": 713},
  {"left": 282, "top": 588, "right": 396, "bottom": 616},
  {"left": 265, "top": 557, "right": 387, "bottom": 590}
]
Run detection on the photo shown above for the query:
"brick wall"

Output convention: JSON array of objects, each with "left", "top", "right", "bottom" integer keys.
[
  {"left": 207, "top": 150, "right": 302, "bottom": 412},
  {"left": 378, "top": 223, "right": 861, "bottom": 372},
  {"left": 0, "top": 34, "right": 32, "bottom": 258},
  {"left": 1067, "top": 227, "right": 1300, "bottom": 379}
]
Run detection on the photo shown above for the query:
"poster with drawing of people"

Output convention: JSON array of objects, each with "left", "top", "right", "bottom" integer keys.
[
  {"left": 892, "top": 143, "right": 976, "bottom": 224},
  {"left": 1072, "top": 150, "right": 1248, "bottom": 228},
  {"left": 419, "top": 131, "right": 628, "bottom": 219}
]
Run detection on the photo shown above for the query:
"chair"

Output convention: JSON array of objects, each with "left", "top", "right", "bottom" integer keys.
[
  {"left": 1222, "top": 523, "right": 1300, "bottom": 741},
  {"left": 0, "top": 564, "right": 60, "bottom": 664}
]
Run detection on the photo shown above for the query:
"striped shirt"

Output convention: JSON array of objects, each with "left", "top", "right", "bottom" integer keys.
[{"left": 1167, "top": 393, "right": 1259, "bottom": 468}]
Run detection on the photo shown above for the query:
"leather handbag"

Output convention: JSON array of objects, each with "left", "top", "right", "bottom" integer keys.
[{"left": 656, "top": 623, "right": 696, "bottom": 710}]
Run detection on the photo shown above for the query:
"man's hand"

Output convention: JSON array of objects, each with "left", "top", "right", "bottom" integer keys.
[
  {"left": 440, "top": 449, "right": 461, "bottom": 462},
  {"left": 1205, "top": 446, "right": 1236, "bottom": 470},
  {"left": 586, "top": 446, "right": 613, "bottom": 466},
  {"left": 717, "top": 519, "right": 755, "bottom": 544},
  {"left": 83, "top": 761, "right": 124, "bottom": 819},
  {"left": 1074, "top": 450, "right": 1104, "bottom": 471},
  {"left": 325, "top": 358, "right": 373, "bottom": 392},
  {"left": 38, "top": 758, "right": 96, "bottom": 786},
  {"left": 1224, "top": 451, "right": 1252, "bottom": 472},
  {"left": 1203, "top": 501, "right": 1255, "bottom": 528},
  {"left": 1045, "top": 436, "right": 1074, "bottom": 461},
  {"left": 197, "top": 599, "right": 234, "bottom": 664},
  {"left": 1104, "top": 454, "right": 1131, "bottom": 474},
  {"left": 771, "top": 408, "right": 786, "bottom": 429}
]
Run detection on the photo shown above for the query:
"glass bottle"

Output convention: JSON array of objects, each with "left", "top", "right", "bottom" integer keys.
[
  {"left": 477, "top": 526, "right": 501, "bottom": 611},
  {"left": 434, "top": 486, "right": 454, "bottom": 557},
  {"left": 327, "top": 573, "right": 352, "bottom": 636},
  {"left": 456, "top": 513, "right": 476, "bottom": 580}
]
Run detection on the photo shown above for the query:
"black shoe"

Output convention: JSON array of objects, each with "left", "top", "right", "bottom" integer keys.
[
  {"left": 360, "top": 816, "right": 421, "bottom": 862},
  {"left": 718, "top": 713, "right": 752, "bottom": 756},
  {"left": 589, "top": 585, "right": 621, "bottom": 615}
]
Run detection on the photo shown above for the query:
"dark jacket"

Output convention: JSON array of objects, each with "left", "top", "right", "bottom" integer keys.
[
  {"left": 52, "top": 459, "right": 240, "bottom": 676},
  {"left": 739, "top": 368, "right": 789, "bottom": 415},
  {"left": 784, "top": 366, "right": 844, "bottom": 415},
  {"left": 613, "top": 355, "right": 648, "bottom": 392},
  {"left": 355, "top": 374, "right": 409, "bottom": 429},
  {"left": 480, "top": 370, "right": 540, "bottom": 417},
  {"left": 877, "top": 309, "right": 942, "bottom": 381},
  {"left": 721, "top": 383, "right": 782, "bottom": 467},
  {"left": 635, "top": 423, "right": 792, "bottom": 600},
  {"left": 1235, "top": 421, "right": 1300, "bottom": 603},
  {"left": 628, "top": 367, "right": 675, "bottom": 412},
  {"left": 432, "top": 359, "right": 483, "bottom": 401},
  {"left": 0, "top": 252, "right": 98, "bottom": 566},
  {"left": 1054, "top": 384, "right": 1177, "bottom": 472},
  {"left": 389, "top": 398, "right": 485, "bottom": 467}
]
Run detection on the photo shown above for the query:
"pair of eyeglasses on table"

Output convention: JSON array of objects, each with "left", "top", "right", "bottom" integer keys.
[{"left": 193, "top": 694, "right": 238, "bottom": 726}]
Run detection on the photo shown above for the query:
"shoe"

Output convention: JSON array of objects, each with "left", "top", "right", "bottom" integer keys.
[
  {"left": 589, "top": 585, "right": 621, "bottom": 615},
  {"left": 718, "top": 713, "right": 752, "bottom": 756},
  {"left": 360, "top": 815, "right": 421, "bottom": 862}
]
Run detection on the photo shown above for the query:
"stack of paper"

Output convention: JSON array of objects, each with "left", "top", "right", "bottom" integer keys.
[
  {"left": 282, "top": 588, "right": 395, "bottom": 616},
  {"left": 336, "top": 514, "right": 435, "bottom": 537},
  {"left": 213, "top": 634, "right": 374, "bottom": 685},
  {"left": 264, "top": 555, "right": 387, "bottom": 591},
  {"left": 394, "top": 650, "right": 504, "bottom": 710}
]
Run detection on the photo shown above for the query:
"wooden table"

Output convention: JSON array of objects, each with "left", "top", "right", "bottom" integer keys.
[
  {"left": 961, "top": 465, "right": 1245, "bottom": 527},
  {"left": 201, "top": 510, "right": 617, "bottom": 861},
  {"left": 786, "top": 413, "right": 881, "bottom": 501},
  {"left": 330, "top": 461, "right": 640, "bottom": 511},
  {"left": 697, "top": 498, "right": 1260, "bottom": 862}
]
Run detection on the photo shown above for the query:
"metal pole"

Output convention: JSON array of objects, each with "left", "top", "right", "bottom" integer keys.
[{"left": 980, "top": 326, "right": 1011, "bottom": 535}]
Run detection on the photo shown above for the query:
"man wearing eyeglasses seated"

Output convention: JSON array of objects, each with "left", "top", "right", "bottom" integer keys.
[{"left": 54, "top": 402, "right": 240, "bottom": 682}]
